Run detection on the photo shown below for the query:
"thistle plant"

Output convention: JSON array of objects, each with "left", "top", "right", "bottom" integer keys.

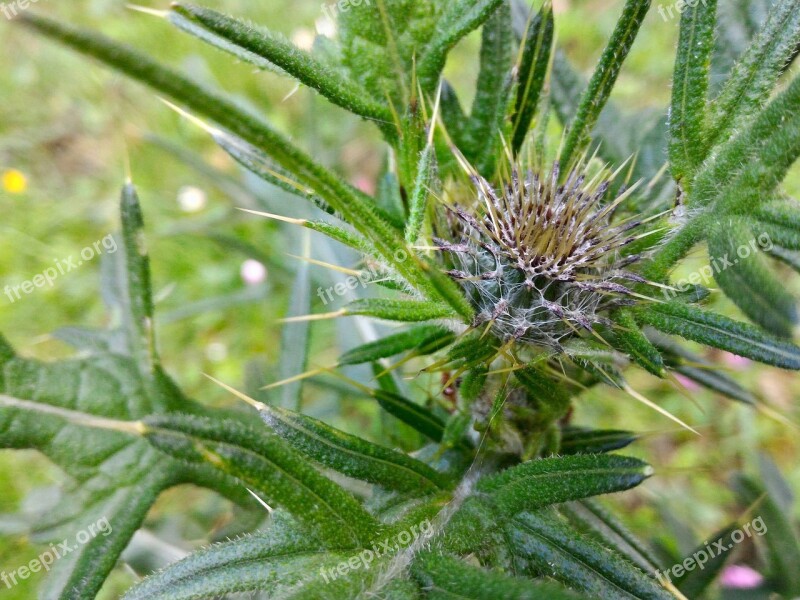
[{"left": 3, "top": 0, "right": 800, "bottom": 598}]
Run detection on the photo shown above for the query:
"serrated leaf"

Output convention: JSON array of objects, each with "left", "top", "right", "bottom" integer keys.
[
  {"left": 142, "top": 413, "right": 379, "bottom": 546},
  {"left": 406, "top": 145, "right": 436, "bottom": 244},
  {"left": 339, "top": 325, "right": 455, "bottom": 366},
  {"left": 610, "top": 309, "right": 667, "bottom": 377},
  {"left": 446, "top": 331, "right": 501, "bottom": 367},
  {"left": 560, "top": 499, "right": 663, "bottom": 574},
  {"left": 669, "top": 0, "right": 717, "bottom": 184},
  {"left": 411, "top": 551, "right": 581, "bottom": 599},
  {"left": 511, "top": 4, "right": 554, "bottom": 155},
  {"left": 635, "top": 301, "right": 800, "bottom": 369},
  {"left": 462, "top": 1, "right": 514, "bottom": 175},
  {"left": 345, "top": 298, "right": 456, "bottom": 321},
  {"left": 477, "top": 454, "right": 653, "bottom": 517},
  {"left": 509, "top": 509, "right": 674, "bottom": 600},
  {"left": 255, "top": 403, "right": 453, "bottom": 492},
  {"left": 559, "top": 0, "right": 652, "bottom": 169},
  {"left": 123, "top": 512, "right": 355, "bottom": 600},
  {"left": 692, "top": 72, "right": 800, "bottom": 212},
  {"left": 753, "top": 198, "right": 800, "bottom": 250},
  {"left": 708, "top": 218, "right": 798, "bottom": 337},
  {"left": 170, "top": 3, "right": 393, "bottom": 126},
  {"left": 417, "top": 0, "right": 506, "bottom": 90},
  {"left": 337, "top": 0, "right": 446, "bottom": 107},
  {"left": 709, "top": 0, "right": 800, "bottom": 149},
  {"left": 439, "top": 79, "right": 468, "bottom": 147},
  {"left": 371, "top": 388, "right": 447, "bottom": 443},
  {"left": 0, "top": 186, "right": 256, "bottom": 599}
]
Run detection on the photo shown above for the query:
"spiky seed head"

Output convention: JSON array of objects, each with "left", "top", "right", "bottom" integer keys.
[{"left": 439, "top": 160, "right": 644, "bottom": 348}]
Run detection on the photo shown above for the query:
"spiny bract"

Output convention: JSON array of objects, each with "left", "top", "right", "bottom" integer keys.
[{"left": 438, "top": 159, "right": 650, "bottom": 348}]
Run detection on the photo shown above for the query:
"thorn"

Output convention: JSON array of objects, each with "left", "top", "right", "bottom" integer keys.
[
  {"left": 236, "top": 208, "right": 307, "bottom": 226},
  {"left": 279, "top": 309, "right": 346, "bottom": 323},
  {"left": 203, "top": 373, "right": 266, "bottom": 410},
  {"left": 246, "top": 488, "right": 274, "bottom": 514},
  {"left": 622, "top": 383, "right": 700, "bottom": 435},
  {"left": 126, "top": 4, "right": 168, "bottom": 17},
  {"left": 260, "top": 368, "right": 327, "bottom": 391},
  {"left": 286, "top": 254, "right": 362, "bottom": 276},
  {"left": 282, "top": 83, "right": 301, "bottom": 103}
]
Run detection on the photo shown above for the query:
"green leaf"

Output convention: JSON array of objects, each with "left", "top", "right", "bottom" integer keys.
[
  {"left": 120, "top": 183, "right": 158, "bottom": 374},
  {"left": 692, "top": 72, "right": 800, "bottom": 212},
  {"left": 609, "top": 309, "right": 667, "bottom": 377},
  {"left": 446, "top": 331, "right": 501, "bottom": 368},
  {"left": 669, "top": 0, "right": 717, "bottom": 184},
  {"left": 511, "top": 4, "right": 554, "bottom": 155},
  {"left": 477, "top": 454, "right": 653, "bottom": 517},
  {"left": 636, "top": 301, "right": 800, "bottom": 369},
  {"left": 371, "top": 388, "right": 447, "bottom": 443},
  {"left": 417, "top": 0, "right": 506, "bottom": 91},
  {"left": 123, "top": 512, "right": 355, "bottom": 600},
  {"left": 514, "top": 366, "right": 572, "bottom": 426},
  {"left": 560, "top": 499, "right": 663, "bottom": 574},
  {"left": 0, "top": 186, "right": 256, "bottom": 599},
  {"left": 337, "top": 0, "right": 446, "bottom": 107},
  {"left": 345, "top": 298, "right": 457, "bottom": 321},
  {"left": 255, "top": 403, "right": 453, "bottom": 492},
  {"left": 753, "top": 198, "right": 800, "bottom": 250},
  {"left": 649, "top": 332, "right": 759, "bottom": 405},
  {"left": 170, "top": 3, "right": 393, "bottom": 127},
  {"left": 708, "top": 218, "right": 798, "bottom": 337},
  {"left": 411, "top": 551, "right": 582, "bottom": 599},
  {"left": 462, "top": 0, "right": 514, "bottom": 174},
  {"left": 439, "top": 80, "right": 468, "bottom": 147},
  {"left": 509, "top": 509, "right": 674, "bottom": 600},
  {"left": 339, "top": 325, "right": 455, "bottom": 365},
  {"left": 733, "top": 474, "right": 800, "bottom": 596},
  {"left": 708, "top": 0, "right": 800, "bottom": 149},
  {"left": 559, "top": 0, "right": 652, "bottom": 170},
  {"left": 559, "top": 427, "right": 638, "bottom": 456},
  {"left": 548, "top": 48, "right": 675, "bottom": 208},
  {"left": 142, "top": 413, "right": 380, "bottom": 546},
  {"left": 406, "top": 144, "right": 436, "bottom": 244}
]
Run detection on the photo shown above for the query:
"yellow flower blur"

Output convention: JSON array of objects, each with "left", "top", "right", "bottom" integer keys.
[{"left": 2, "top": 169, "right": 27, "bottom": 194}]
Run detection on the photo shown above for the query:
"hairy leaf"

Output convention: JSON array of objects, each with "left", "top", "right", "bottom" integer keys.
[
  {"left": 669, "top": 0, "right": 717, "bottom": 184},
  {"left": 256, "top": 403, "right": 453, "bottom": 492},
  {"left": 636, "top": 301, "right": 800, "bottom": 369},
  {"left": 559, "top": 0, "right": 652, "bottom": 169}
]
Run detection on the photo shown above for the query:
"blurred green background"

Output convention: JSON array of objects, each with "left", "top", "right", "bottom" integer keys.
[{"left": 0, "top": 0, "right": 798, "bottom": 597}]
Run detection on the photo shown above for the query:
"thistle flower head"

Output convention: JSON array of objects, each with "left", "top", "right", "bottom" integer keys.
[{"left": 439, "top": 160, "right": 646, "bottom": 348}]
